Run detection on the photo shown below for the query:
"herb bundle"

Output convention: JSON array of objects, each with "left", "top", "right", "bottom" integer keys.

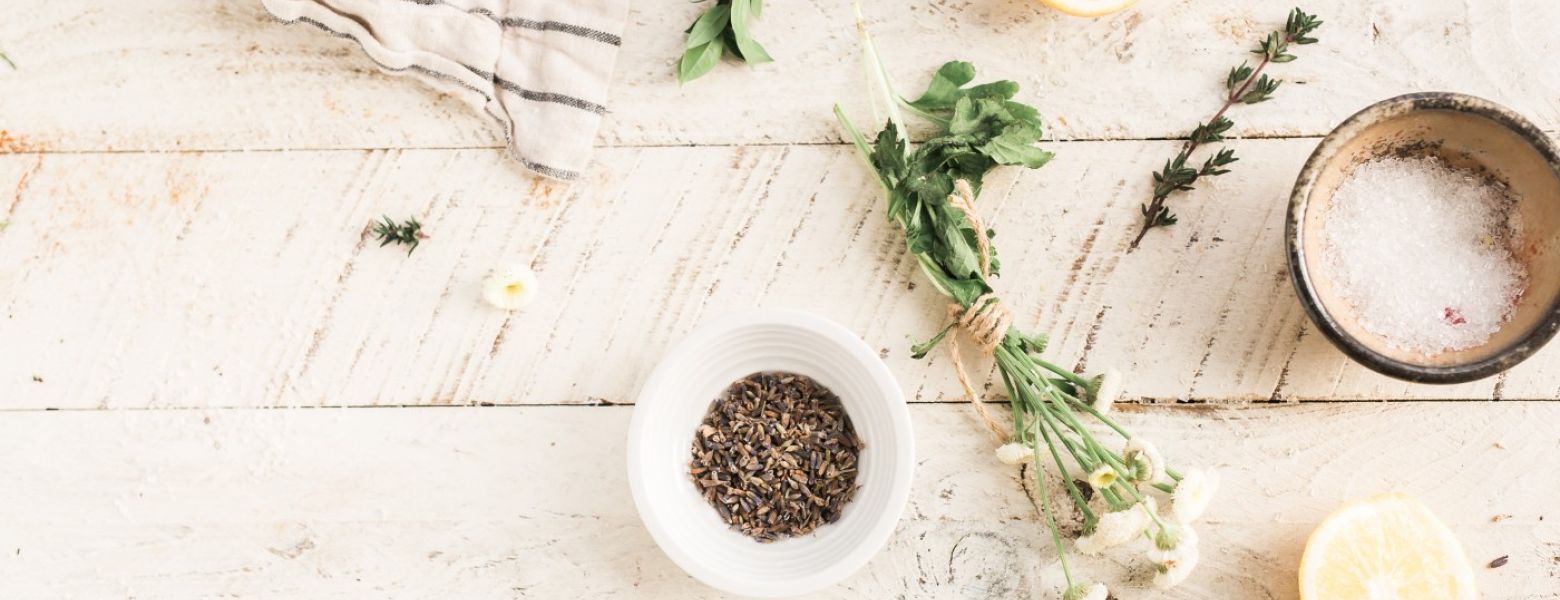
[
  {"left": 678, "top": 0, "right": 771, "bottom": 84},
  {"left": 371, "top": 215, "right": 425, "bottom": 255},
  {"left": 1131, "top": 7, "right": 1323, "bottom": 248},
  {"left": 835, "top": 9, "right": 1218, "bottom": 597}
]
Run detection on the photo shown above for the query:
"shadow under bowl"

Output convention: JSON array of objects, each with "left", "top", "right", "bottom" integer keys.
[{"left": 1288, "top": 92, "right": 1560, "bottom": 384}]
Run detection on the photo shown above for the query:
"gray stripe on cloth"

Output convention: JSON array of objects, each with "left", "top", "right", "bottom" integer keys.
[
  {"left": 396, "top": 0, "right": 622, "bottom": 45},
  {"left": 462, "top": 65, "right": 608, "bottom": 114},
  {"left": 278, "top": 15, "right": 582, "bottom": 180}
]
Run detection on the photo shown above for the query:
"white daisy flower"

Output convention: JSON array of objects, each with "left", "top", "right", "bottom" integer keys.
[
  {"left": 482, "top": 265, "right": 540, "bottom": 310},
  {"left": 1171, "top": 468, "right": 1220, "bottom": 523},
  {"left": 995, "top": 442, "right": 1034, "bottom": 465},
  {"left": 1063, "top": 582, "right": 1109, "bottom": 600},
  {"left": 1091, "top": 367, "right": 1123, "bottom": 414},
  {"left": 1148, "top": 522, "right": 1198, "bottom": 561},
  {"left": 1151, "top": 534, "right": 1201, "bottom": 589},
  {"left": 1123, "top": 438, "right": 1166, "bottom": 484},
  {"left": 1075, "top": 498, "right": 1155, "bottom": 555},
  {"left": 1086, "top": 465, "right": 1118, "bottom": 490}
]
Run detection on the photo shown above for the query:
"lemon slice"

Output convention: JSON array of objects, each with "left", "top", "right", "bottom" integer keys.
[
  {"left": 1037, "top": 0, "right": 1139, "bottom": 17},
  {"left": 1299, "top": 493, "right": 1478, "bottom": 600}
]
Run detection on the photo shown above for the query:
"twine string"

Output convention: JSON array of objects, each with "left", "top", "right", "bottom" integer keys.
[{"left": 942, "top": 180, "right": 1012, "bottom": 442}]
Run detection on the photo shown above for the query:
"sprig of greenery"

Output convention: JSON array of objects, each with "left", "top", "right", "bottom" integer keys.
[
  {"left": 836, "top": 8, "right": 1205, "bottom": 593},
  {"left": 0, "top": 50, "right": 14, "bottom": 70},
  {"left": 678, "top": 0, "right": 772, "bottom": 84},
  {"left": 1130, "top": 7, "right": 1322, "bottom": 248},
  {"left": 371, "top": 216, "right": 425, "bottom": 255}
]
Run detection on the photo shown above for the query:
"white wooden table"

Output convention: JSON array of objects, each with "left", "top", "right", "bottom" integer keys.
[{"left": 3, "top": 1, "right": 1559, "bottom": 597}]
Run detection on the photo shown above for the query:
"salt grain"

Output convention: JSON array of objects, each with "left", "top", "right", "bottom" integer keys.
[{"left": 1322, "top": 156, "right": 1525, "bottom": 355}]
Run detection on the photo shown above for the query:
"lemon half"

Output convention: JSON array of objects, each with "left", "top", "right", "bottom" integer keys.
[
  {"left": 1299, "top": 493, "right": 1478, "bottom": 600},
  {"left": 1038, "top": 0, "right": 1139, "bottom": 17}
]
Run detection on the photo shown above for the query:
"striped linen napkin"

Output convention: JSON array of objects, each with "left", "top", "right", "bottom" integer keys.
[{"left": 262, "top": 0, "right": 630, "bottom": 180}]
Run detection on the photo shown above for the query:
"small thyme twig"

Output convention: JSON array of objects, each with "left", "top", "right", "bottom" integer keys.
[
  {"left": 371, "top": 215, "right": 426, "bottom": 255},
  {"left": 0, "top": 50, "right": 15, "bottom": 70},
  {"left": 1130, "top": 7, "right": 1322, "bottom": 249}
]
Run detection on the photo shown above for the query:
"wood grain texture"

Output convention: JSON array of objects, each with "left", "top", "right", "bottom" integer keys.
[
  {"left": 1, "top": 402, "right": 1555, "bottom": 599},
  {"left": 1, "top": 0, "right": 1558, "bottom": 151},
  {"left": 6, "top": 141, "right": 1560, "bottom": 409}
]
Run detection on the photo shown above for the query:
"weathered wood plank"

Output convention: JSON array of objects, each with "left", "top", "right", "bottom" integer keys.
[
  {"left": 0, "top": 403, "right": 1554, "bottom": 599},
  {"left": 1, "top": 0, "right": 1558, "bottom": 151},
  {"left": 4, "top": 141, "right": 1557, "bottom": 408}
]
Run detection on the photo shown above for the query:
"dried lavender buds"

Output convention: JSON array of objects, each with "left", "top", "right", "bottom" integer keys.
[{"left": 689, "top": 371, "right": 862, "bottom": 542}]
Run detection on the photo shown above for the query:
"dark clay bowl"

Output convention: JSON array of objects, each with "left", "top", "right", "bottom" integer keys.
[{"left": 1288, "top": 92, "right": 1560, "bottom": 384}]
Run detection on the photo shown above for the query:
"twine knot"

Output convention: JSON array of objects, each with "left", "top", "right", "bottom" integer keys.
[{"left": 949, "top": 294, "right": 1012, "bottom": 354}]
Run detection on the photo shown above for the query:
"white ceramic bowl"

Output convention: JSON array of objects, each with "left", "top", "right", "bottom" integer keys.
[{"left": 627, "top": 308, "right": 915, "bottom": 598}]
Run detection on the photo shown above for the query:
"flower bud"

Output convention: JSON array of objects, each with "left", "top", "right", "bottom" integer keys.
[{"left": 994, "top": 442, "right": 1034, "bottom": 465}]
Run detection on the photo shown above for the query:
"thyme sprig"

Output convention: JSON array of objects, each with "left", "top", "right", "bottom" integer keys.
[
  {"left": 371, "top": 215, "right": 425, "bottom": 255},
  {"left": 0, "top": 50, "right": 14, "bottom": 70},
  {"left": 1130, "top": 7, "right": 1322, "bottom": 248},
  {"left": 678, "top": 0, "right": 771, "bottom": 83}
]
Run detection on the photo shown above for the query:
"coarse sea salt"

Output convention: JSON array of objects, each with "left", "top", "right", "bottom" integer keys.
[{"left": 1322, "top": 155, "right": 1526, "bottom": 355}]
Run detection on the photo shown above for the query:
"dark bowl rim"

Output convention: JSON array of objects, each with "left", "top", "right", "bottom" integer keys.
[{"left": 1286, "top": 91, "right": 1560, "bottom": 384}]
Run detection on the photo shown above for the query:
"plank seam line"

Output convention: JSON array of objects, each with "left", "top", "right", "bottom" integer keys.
[
  {"left": 4, "top": 130, "right": 1554, "bottom": 155},
  {"left": 0, "top": 135, "right": 1332, "bottom": 156},
  {"left": 0, "top": 398, "right": 1550, "bottom": 413}
]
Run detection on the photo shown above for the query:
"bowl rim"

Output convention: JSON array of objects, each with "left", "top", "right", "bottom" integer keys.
[
  {"left": 1286, "top": 91, "right": 1560, "bottom": 384},
  {"left": 625, "top": 308, "right": 915, "bottom": 597}
]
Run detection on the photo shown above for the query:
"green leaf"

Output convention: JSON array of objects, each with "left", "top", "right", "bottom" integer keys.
[
  {"left": 960, "top": 80, "right": 1020, "bottom": 102},
  {"left": 907, "top": 61, "right": 976, "bottom": 110},
  {"left": 910, "top": 322, "right": 957, "bottom": 359},
  {"left": 728, "top": 0, "right": 773, "bottom": 64},
  {"left": 678, "top": 37, "right": 725, "bottom": 84},
  {"left": 979, "top": 124, "right": 1053, "bottom": 168},
  {"left": 1225, "top": 62, "right": 1252, "bottom": 89},
  {"left": 739, "top": 36, "right": 774, "bottom": 63},
  {"left": 685, "top": 5, "right": 730, "bottom": 48},
  {"left": 936, "top": 209, "right": 984, "bottom": 280},
  {"left": 871, "top": 123, "right": 909, "bottom": 184}
]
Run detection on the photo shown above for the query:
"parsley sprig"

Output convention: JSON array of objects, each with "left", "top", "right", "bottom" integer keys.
[
  {"left": 678, "top": 0, "right": 771, "bottom": 83},
  {"left": 834, "top": 55, "right": 1052, "bottom": 309},
  {"left": 1131, "top": 7, "right": 1322, "bottom": 248}
]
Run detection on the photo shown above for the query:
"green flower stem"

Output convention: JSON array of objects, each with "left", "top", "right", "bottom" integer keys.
[
  {"left": 1033, "top": 357, "right": 1091, "bottom": 389},
  {"left": 1030, "top": 441, "right": 1077, "bottom": 587},
  {"left": 1099, "top": 486, "right": 1126, "bottom": 510},
  {"left": 1042, "top": 396, "right": 1129, "bottom": 477},
  {"left": 1070, "top": 397, "right": 1133, "bottom": 440},
  {"left": 1035, "top": 408, "right": 1096, "bottom": 523},
  {"left": 1069, "top": 398, "right": 1184, "bottom": 483},
  {"left": 1034, "top": 403, "right": 1129, "bottom": 512}
]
